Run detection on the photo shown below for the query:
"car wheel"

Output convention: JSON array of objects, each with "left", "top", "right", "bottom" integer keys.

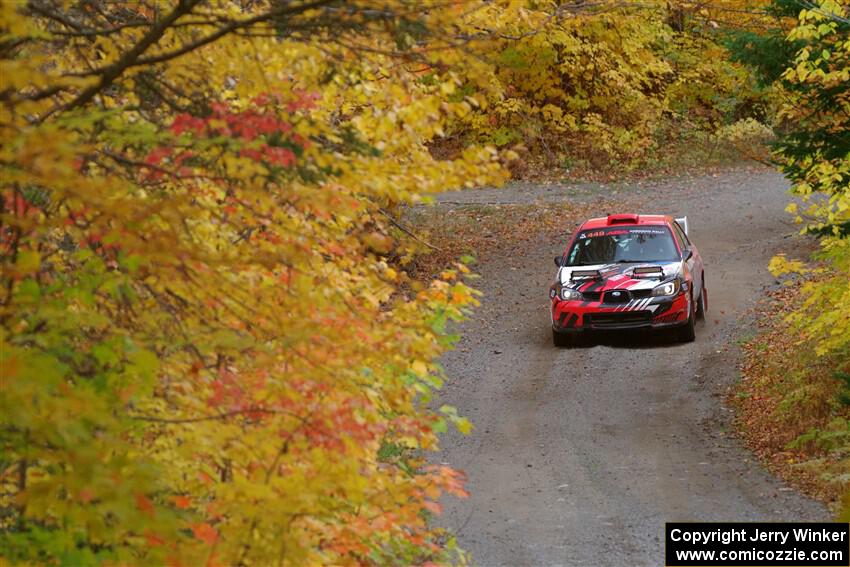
[
  {"left": 678, "top": 293, "right": 697, "bottom": 343},
  {"left": 553, "top": 329, "right": 572, "bottom": 348}
]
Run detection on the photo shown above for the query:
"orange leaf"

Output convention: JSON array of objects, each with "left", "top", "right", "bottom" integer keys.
[
  {"left": 325, "top": 242, "right": 345, "bottom": 256},
  {"left": 171, "top": 495, "right": 192, "bottom": 509},
  {"left": 191, "top": 522, "right": 219, "bottom": 545},
  {"left": 422, "top": 500, "right": 442, "bottom": 515},
  {"left": 135, "top": 493, "right": 155, "bottom": 516},
  {"left": 145, "top": 530, "right": 166, "bottom": 547},
  {"left": 78, "top": 488, "right": 94, "bottom": 504}
]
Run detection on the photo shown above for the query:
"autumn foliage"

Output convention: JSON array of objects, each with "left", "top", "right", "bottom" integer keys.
[
  {"left": 437, "top": 1, "right": 776, "bottom": 172},
  {"left": 732, "top": 0, "right": 850, "bottom": 510},
  {"left": 1, "top": 0, "right": 842, "bottom": 565},
  {"left": 0, "top": 1, "right": 508, "bottom": 564}
]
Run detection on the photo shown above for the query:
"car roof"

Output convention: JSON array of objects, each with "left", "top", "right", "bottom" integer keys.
[{"left": 579, "top": 214, "right": 672, "bottom": 230}]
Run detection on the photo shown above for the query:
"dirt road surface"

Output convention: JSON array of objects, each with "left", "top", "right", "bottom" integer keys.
[{"left": 435, "top": 168, "right": 827, "bottom": 566}]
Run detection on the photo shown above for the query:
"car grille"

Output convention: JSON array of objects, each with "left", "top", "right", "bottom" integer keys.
[
  {"left": 603, "top": 290, "right": 631, "bottom": 303},
  {"left": 582, "top": 289, "right": 652, "bottom": 302},
  {"left": 586, "top": 311, "right": 652, "bottom": 328}
]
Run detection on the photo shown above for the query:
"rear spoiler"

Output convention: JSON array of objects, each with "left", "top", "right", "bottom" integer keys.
[{"left": 675, "top": 216, "right": 689, "bottom": 235}]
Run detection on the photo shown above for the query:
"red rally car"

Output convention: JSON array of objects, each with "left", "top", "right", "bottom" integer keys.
[{"left": 550, "top": 214, "right": 707, "bottom": 347}]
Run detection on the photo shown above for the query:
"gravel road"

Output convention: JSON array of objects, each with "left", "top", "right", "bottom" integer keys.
[{"left": 435, "top": 167, "right": 828, "bottom": 566}]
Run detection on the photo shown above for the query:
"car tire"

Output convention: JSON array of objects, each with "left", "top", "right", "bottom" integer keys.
[
  {"left": 695, "top": 274, "right": 706, "bottom": 321},
  {"left": 678, "top": 293, "right": 697, "bottom": 343},
  {"left": 553, "top": 329, "right": 572, "bottom": 348}
]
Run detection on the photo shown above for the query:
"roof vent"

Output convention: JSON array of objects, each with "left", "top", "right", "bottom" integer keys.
[{"left": 607, "top": 214, "right": 639, "bottom": 225}]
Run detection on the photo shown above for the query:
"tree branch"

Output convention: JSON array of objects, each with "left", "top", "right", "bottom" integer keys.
[
  {"left": 379, "top": 208, "right": 442, "bottom": 251},
  {"left": 61, "top": 0, "right": 203, "bottom": 112}
]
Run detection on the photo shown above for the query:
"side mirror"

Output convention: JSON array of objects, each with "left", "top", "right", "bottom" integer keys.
[
  {"left": 682, "top": 248, "right": 693, "bottom": 262},
  {"left": 554, "top": 256, "right": 562, "bottom": 267}
]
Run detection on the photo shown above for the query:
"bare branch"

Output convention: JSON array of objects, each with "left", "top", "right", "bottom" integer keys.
[{"left": 378, "top": 208, "right": 443, "bottom": 251}]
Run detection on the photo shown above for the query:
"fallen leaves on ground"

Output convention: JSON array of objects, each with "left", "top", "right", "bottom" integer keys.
[
  {"left": 405, "top": 199, "right": 623, "bottom": 279},
  {"left": 733, "top": 280, "right": 848, "bottom": 508}
]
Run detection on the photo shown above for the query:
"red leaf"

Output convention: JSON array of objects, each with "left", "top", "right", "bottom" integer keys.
[
  {"left": 265, "top": 146, "right": 296, "bottom": 167},
  {"left": 171, "top": 113, "right": 206, "bottom": 135}
]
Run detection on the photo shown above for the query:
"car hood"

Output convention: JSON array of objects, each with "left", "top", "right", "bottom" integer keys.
[{"left": 558, "top": 262, "right": 682, "bottom": 292}]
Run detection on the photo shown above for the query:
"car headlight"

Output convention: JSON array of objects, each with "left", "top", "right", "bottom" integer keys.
[
  {"left": 651, "top": 279, "right": 681, "bottom": 297},
  {"left": 559, "top": 287, "right": 583, "bottom": 301}
]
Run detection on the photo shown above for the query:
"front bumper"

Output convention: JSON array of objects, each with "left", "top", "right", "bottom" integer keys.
[{"left": 551, "top": 292, "right": 690, "bottom": 333}]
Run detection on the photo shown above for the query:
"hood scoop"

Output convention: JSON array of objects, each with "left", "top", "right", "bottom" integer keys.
[
  {"left": 632, "top": 266, "right": 664, "bottom": 278},
  {"left": 570, "top": 269, "right": 602, "bottom": 281}
]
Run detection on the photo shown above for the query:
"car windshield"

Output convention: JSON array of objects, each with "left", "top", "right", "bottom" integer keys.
[{"left": 564, "top": 225, "right": 679, "bottom": 266}]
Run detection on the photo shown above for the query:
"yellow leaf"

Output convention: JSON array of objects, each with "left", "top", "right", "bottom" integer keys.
[
  {"left": 15, "top": 250, "right": 40, "bottom": 276},
  {"left": 412, "top": 360, "right": 429, "bottom": 377}
]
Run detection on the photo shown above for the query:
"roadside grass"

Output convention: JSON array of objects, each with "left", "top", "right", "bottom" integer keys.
[
  {"left": 734, "top": 281, "right": 850, "bottom": 509},
  {"left": 736, "top": 330, "right": 758, "bottom": 347}
]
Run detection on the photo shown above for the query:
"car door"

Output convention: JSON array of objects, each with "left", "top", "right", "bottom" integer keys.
[{"left": 673, "top": 221, "right": 702, "bottom": 299}]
